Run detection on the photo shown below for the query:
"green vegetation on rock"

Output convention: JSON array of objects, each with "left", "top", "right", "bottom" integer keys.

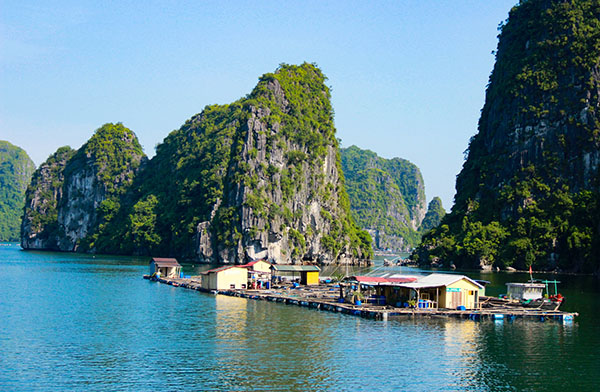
[
  {"left": 22, "top": 64, "right": 372, "bottom": 264},
  {"left": 341, "top": 145, "right": 427, "bottom": 250},
  {"left": 0, "top": 141, "right": 35, "bottom": 241},
  {"left": 21, "top": 123, "right": 145, "bottom": 251},
  {"left": 21, "top": 146, "right": 76, "bottom": 248},
  {"left": 419, "top": 197, "right": 446, "bottom": 234},
  {"left": 413, "top": 0, "right": 600, "bottom": 273}
]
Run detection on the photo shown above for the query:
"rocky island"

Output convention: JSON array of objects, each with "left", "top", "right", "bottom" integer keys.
[
  {"left": 414, "top": 0, "right": 600, "bottom": 274},
  {"left": 21, "top": 63, "right": 372, "bottom": 265}
]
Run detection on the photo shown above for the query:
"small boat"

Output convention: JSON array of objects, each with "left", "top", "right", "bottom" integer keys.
[{"left": 482, "top": 279, "right": 564, "bottom": 311}]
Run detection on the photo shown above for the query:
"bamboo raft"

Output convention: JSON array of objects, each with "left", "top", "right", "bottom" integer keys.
[{"left": 144, "top": 275, "right": 578, "bottom": 323}]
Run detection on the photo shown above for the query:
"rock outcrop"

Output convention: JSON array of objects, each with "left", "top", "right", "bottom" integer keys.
[
  {"left": 132, "top": 63, "right": 372, "bottom": 264},
  {"left": 340, "top": 145, "right": 427, "bottom": 251},
  {"left": 21, "top": 64, "right": 373, "bottom": 264},
  {"left": 419, "top": 197, "right": 445, "bottom": 234},
  {"left": 21, "top": 147, "right": 75, "bottom": 249},
  {"left": 0, "top": 141, "right": 35, "bottom": 241},
  {"left": 21, "top": 124, "right": 146, "bottom": 251},
  {"left": 414, "top": 0, "right": 600, "bottom": 273}
]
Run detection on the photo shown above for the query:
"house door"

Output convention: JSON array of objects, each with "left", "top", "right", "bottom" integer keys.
[{"left": 449, "top": 291, "right": 462, "bottom": 308}]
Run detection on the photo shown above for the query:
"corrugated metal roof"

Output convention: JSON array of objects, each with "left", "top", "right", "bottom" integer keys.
[
  {"left": 271, "top": 265, "right": 321, "bottom": 272},
  {"left": 398, "top": 273, "right": 483, "bottom": 289}
]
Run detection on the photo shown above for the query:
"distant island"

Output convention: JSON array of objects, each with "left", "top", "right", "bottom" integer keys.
[
  {"left": 0, "top": 141, "right": 35, "bottom": 242},
  {"left": 341, "top": 145, "right": 445, "bottom": 251}
]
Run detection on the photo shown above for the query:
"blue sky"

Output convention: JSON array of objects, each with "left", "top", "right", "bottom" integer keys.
[{"left": 1, "top": 1, "right": 517, "bottom": 209}]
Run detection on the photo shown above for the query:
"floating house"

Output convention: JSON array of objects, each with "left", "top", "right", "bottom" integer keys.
[
  {"left": 201, "top": 266, "right": 248, "bottom": 291},
  {"left": 149, "top": 257, "right": 181, "bottom": 278},
  {"left": 241, "top": 260, "right": 272, "bottom": 289},
  {"left": 348, "top": 273, "right": 483, "bottom": 310},
  {"left": 271, "top": 265, "right": 321, "bottom": 285},
  {"left": 398, "top": 274, "right": 483, "bottom": 309}
]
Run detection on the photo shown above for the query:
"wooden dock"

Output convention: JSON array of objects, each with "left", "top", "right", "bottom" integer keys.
[{"left": 144, "top": 276, "right": 578, "bottom": 323}]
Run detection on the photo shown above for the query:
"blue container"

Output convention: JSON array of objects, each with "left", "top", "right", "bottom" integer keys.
[
  {"left": 355, "top": 300, "right": 362, "bottom": 306},
  {"left": 457, "top": 305, "right": 466, "bottom": 311},
  {"left": 338, "top": 298, "right": 345, "bottom": 303}
]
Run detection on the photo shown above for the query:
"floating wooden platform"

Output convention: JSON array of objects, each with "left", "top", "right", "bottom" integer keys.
[{"left": 143, "top": 275, "right": 578, "bottom": 323}]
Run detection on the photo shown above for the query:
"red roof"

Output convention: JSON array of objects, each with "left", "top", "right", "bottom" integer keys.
[
  {"left": 240, "top": 260, "right": 271, "bottom": 268},
  {"left": 351, "top": 276, "right": 418, "bottom": 284}
]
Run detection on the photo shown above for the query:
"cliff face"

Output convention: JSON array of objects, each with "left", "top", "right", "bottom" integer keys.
[
  {"left": 133, "top": 63, "right": 372, "bottom": 264},
  {"left": 21, "top": 147, "right": 75, "bottom": 249},
  {"left": 415, "top": 0, "right": 600, "bottom": 273},
  {"left": 21, "top": 124, "right": 145, "bottom": 251},
  {"left": 22, "top": 64, "right": 372, "bottom": 264},
  {"left": 0, "top": 141, "right": 35, "bottom": 241},
  {"left": 340, "top": 146, "right": 427, "bottom": 250}
]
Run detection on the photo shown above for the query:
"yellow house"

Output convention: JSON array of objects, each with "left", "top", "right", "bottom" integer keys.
[
  {"left": 201, "top": 266, "right": 248, "bottom": 291},
  {"left": 270, "top": 265, "right": 321, "bottom": 285},
  {"left": 377, "top": 273, "right": 483, "bottom": 309}
]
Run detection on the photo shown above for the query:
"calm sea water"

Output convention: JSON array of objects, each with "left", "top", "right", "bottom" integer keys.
[{"left": 1, "top": 244, "right": 599, "bottom": 391}]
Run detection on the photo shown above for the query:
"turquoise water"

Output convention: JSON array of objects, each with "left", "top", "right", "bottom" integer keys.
[{"left": 1, "top": 244, "right": 599, "bottom": 391}]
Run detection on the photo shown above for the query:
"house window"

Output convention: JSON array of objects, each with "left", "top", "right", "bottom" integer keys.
[{"left": 230, "top": 284, "right": 236, "bottom": 289}]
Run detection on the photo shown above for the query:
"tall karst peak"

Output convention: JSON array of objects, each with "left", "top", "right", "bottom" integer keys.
[
  {"left": 414, "top": 0, "right": 600, "bottom": 273},
  {"left": 21, "top": 64, "right": 373, "bottom": 264}
]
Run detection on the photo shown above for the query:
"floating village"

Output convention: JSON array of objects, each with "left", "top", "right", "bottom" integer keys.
[{"left": 144, "top": 257, "right": 577, "bottom": 323}]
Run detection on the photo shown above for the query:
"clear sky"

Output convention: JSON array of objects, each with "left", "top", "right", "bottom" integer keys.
[{"left": 1, "top": 0, "right": 517, "bottom": 209}]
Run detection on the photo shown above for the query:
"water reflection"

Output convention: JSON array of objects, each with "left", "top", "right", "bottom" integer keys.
[{"left": 1, "top": 246, "right": 599, "bottom": 391}]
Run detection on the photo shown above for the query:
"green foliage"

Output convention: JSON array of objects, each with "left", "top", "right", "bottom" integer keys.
[
  {"left": 130, "top": 195, "right": 161, "bottom": 252},
  {"left": 0, "top": 141, "right": 35, "bottom": 241}
]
